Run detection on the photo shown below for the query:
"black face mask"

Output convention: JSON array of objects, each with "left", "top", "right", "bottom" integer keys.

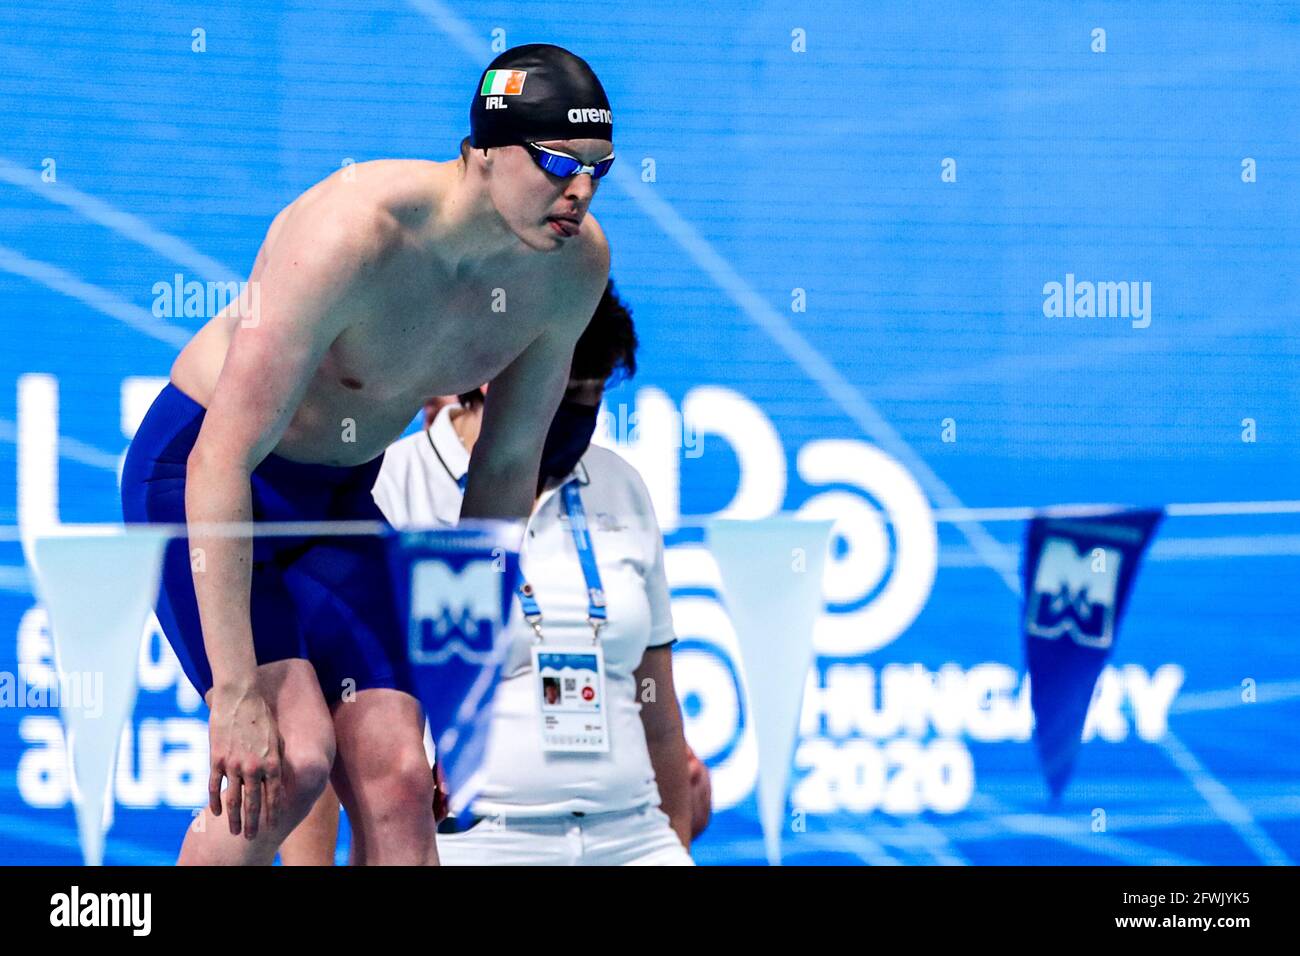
[{"left": 538, "top": 399, "right": 599, "bottom": 491}]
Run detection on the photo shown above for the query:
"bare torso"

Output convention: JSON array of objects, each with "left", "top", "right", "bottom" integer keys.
[{"left": 171, "top": 158, "right": 602, "bottom": 465}]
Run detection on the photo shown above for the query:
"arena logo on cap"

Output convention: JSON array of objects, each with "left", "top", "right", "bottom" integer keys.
[
  {"left": 568, "top": 107, "right": 612, "bottom": 124},
  {"left": 480, "top": 69, "right": 527, "bottom": 96}
]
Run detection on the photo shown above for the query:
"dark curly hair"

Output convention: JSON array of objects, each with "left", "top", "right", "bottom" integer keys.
[
  {"left": 570, "top": 277, "right": 638, "bottom": 384},
  {"left": 459, "top": 278, "right": 637, "bottom": 406}
]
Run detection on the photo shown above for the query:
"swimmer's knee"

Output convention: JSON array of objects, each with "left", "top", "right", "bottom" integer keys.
[
  {"left": 386, "top": 747, "right": 436, "bottom": 811},
  {"left": 280, "top": 741, "right": 336, "bottom": 816},
  {"left": 353, "top": 745, "right": 434, "bottom": 820}
]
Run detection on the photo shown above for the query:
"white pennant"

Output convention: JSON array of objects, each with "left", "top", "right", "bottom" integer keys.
[
  {"left": 708, "top": 517, "right": 832, "bottom": 866},
  {"left": 28, "top": 528, "right": 170, "bottom": 865}
]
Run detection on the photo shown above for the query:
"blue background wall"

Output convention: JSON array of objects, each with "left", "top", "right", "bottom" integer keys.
[{"left": 0, "top": 0, "right": 1297, "bottom": 864}]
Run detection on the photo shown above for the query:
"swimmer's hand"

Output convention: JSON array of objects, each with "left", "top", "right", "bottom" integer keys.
[
  {"left": 208, "top": 683, "right": 285, "bottom": 840},
  {"left": 432, "top": 762, "right": 450, "bottom": 824}
]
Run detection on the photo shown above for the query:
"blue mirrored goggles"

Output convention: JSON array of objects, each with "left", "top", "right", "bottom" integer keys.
[{"left": 525, "top": 142, "right": 615, "bottom": 180}]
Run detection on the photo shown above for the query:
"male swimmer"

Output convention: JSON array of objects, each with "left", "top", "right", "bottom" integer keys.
[{"left": 120, "top": 44, "right": 616, "bottom": 865}]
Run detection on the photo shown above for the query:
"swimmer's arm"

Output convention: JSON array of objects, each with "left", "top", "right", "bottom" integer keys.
[
  {"left": 461, "top": 247, "right": 608, "bottom": 523},
  {"left": 186, "top": 211, "right": 391, "bottom": 690},
  {"left": 459, "top": 326, "right": 578, "bottom": 522}
]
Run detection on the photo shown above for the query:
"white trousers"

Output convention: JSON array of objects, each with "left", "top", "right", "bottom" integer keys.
[{"left": 436, "top": 804, "right": 695, "bottom": 866}]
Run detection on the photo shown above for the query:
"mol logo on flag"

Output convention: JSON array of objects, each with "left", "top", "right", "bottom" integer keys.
[
  {"left": 1020, "top": 508, "right": 1162, "bottom": 798},
  {"left": 408, "top": 558, "right": 502, "bottom": 665},
  {"left": 1026, "top": 537, "right": 1123, "bottom": 648},
  {"left": 480, "top": 69, "right": 527, "bottom": 96}
]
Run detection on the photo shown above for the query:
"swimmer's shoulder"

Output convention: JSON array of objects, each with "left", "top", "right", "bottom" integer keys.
[
  {"left": 351, "top": 159, "right": 451, "bottom": 232},
  {"left": 274, "top": 162, "right": 435, "bottom": 276},
  {"left": 267, "top": 160, "right": 445, "bottom": 246},
  {"left": 576, "top": 211, "right": 611, "bottom": 275},
  {"left": 545, "top": 212, "right": 610, "bottom": 321}
]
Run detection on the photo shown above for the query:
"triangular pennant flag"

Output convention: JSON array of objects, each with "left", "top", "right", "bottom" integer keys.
[
  {"left": 1021, "top": 508, "right": 1163, "bottom": 800},
  {"left": 28, "top": 528, "right": 170, "bottom": 865},
  {"left": 708, "top": 517, "right": 833, "bottom": 866},
  {"left": 385, "top": 520, "right": 522, "bottom": 813}
]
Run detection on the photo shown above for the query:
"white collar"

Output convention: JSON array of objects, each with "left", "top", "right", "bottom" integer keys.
[
  {"left": 541, "top": 459, "right": 591, "bottom": 492},
  {"left": 426, "top": 404, "right": 591, "bottom": 493}
]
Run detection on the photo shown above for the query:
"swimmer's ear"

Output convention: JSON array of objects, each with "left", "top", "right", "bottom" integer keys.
[{"left": 460, "top": 137, "right": 493, "bottom": 170}]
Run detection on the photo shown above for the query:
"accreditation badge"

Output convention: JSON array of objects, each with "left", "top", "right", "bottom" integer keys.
[{"left": 531, "top": 645, "right": 610, "bottom": 753}]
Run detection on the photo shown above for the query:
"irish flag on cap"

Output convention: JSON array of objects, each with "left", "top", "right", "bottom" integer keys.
[{"left": 480, "top": 69, "right": 527, "bottom": 96}]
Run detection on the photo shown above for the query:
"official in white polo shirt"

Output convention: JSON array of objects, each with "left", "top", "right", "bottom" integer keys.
[{"left": 373, "top": 280, "right": 694, "bottom": 865}]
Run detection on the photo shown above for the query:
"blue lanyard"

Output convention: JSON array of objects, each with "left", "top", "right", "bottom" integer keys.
[{"left": 507, "top": 480, "right": 606, "bottom": 643}]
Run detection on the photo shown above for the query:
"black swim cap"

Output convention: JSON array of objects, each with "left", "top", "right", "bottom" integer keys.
[{"left": 469, "top": 44, "right": 613, "bottom": 150}]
